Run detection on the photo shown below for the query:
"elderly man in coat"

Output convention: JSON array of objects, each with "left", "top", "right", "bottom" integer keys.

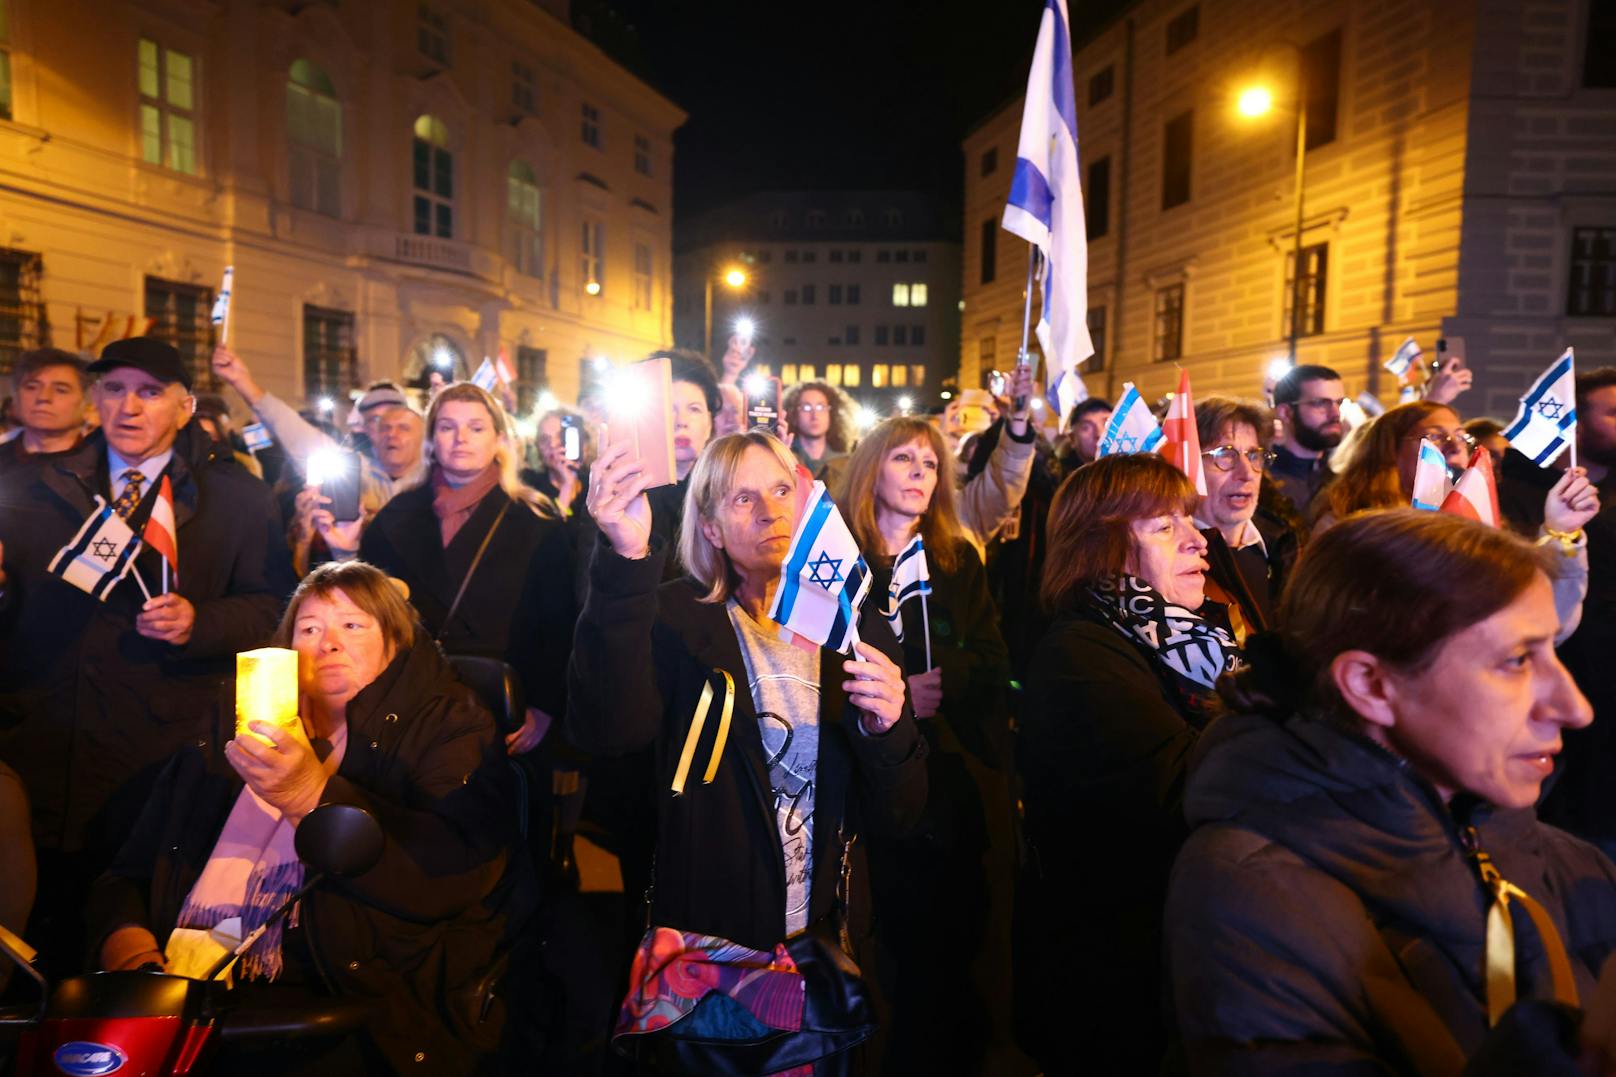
[{"left": 0, "top": 336, "right": 292, "bottom": 971}]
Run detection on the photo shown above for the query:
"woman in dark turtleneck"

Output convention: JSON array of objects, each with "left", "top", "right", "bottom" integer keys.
[{"left": 360, "top": 382, "right": 575, "bottom": 759}]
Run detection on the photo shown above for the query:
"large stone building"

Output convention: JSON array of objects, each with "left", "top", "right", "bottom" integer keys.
[
  {"left": 674, "top": 191, "right": 961, "bottom": 407},
  {"left": 961, "top": 0, "right": 1616, "bottom": 417},
  {"left": 0, "top": 0, "right": 683, "bottom": 415}
]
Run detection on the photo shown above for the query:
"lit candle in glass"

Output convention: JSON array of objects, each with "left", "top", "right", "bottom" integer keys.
[{"left": 236, "top": 647, "right": 300, "bottom": 743}]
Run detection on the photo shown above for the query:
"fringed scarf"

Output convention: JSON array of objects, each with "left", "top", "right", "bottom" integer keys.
[
  {"left": 175, "top": 726, "right": 347, "bottom": 981},
  {"left": 1088, "top": 574, "right": 1243, "bottom": 719}
]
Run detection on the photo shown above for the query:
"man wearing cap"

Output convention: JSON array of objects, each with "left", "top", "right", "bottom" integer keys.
[
  {"left": 211, "top": 344, "right": 426, "bottom": 506},
  {"left": 0, "top": 337, "right": 292, "bottom": 970}
]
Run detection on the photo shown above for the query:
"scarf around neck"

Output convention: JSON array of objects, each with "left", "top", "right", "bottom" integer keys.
[
  {"left": 1088, "top": 574, "right": 1243, "bottom": 717},
  {"left": 431, "top": 462, "right": 501, "bottom": 547}
]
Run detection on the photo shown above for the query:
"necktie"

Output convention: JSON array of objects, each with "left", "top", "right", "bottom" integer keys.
[{"left": 113, "top": 469, "right": 146, "bottom": 519}]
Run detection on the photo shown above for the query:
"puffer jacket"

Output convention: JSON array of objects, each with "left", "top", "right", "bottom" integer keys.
[{"left": 1167, "top": 710, "right": 1616, "bottom": 1075}]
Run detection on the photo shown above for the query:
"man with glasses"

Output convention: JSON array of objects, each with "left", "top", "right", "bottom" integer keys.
[
  {"left": 782, "top": 380, "right": 851, "bottom": 479},
  {"left": 1193, "top": 397, "right": 1300, "bottom": 635},
  {"left": 1270, "top": 364, "right": 1346, "bottom": 516}
]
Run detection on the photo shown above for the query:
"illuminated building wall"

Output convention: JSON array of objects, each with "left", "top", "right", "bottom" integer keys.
[
  {"left": 674, "top": 191, "right": 962, "bottom": 406},
  {"left": 0, "top": 0, "right": 683, "bottom": 415},
  {"left": 961, "top": 0, "right": 1616, "bottom": 417}
]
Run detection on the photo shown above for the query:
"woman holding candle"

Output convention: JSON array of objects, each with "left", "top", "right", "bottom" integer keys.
[{"left": 87, "top": 560, "right": 533, "bottom": 1075}]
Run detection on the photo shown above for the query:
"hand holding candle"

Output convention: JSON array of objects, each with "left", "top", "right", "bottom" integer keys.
[{"left": 235, "top": 647, "right": 300, "bottom": 745}]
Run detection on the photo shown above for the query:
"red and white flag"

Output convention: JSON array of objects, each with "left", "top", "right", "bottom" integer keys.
[
  {"left": 496, "top": 346, "right": 516, "bottom": 385},
  {"left": 142, "top": 474, "right": 179, "bottom": 580},
  {"left": 1439, "top": 448, "right": 1501, "bottom": 528},
  {"left": 1161, "top": 368, "right": 1206, "bottom": 496}
]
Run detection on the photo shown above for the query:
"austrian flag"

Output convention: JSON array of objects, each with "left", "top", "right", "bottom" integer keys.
[
  {"left": 143, "top": 474, "right": 179, "bottom": 580},
  {"left": 1439, "top": 448, "right": 1501, "bottom": 528}
]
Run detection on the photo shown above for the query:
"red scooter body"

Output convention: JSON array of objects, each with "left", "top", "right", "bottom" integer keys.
[{"left": 7, "top": 971, "right": 220, "bottom": 1076}]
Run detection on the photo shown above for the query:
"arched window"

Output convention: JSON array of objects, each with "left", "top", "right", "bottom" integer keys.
[
  {"left": 407, "top": 333, "right": 467, "bottom": 386},
  {"left": 287, "top": 60, "right": 341, "bottom": 216},
  {"left": 506, "top": 160, "right": 544, "bottom": 277},
  {"left": 412, "top": 114, "right": 453, "bottom": 238}
]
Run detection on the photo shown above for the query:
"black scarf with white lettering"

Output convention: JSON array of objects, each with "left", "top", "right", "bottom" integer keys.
[{"left": 1088, "top": 574, "right": 1243, "bottom": 719}]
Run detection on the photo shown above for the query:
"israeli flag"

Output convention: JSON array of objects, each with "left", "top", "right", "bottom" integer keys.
[
  {"left": 47, "top": 497, "right": 144, "bottom": 601},
  {"left": 1502, "top": 349, "right": 1577, "bottom": 467},
  {"left": 769, "top": 481, "right": 872, "bottom": 655},
  {"left": 470, "top": 357, "right": 500, "bottom": 392},
  {"left": 210, "top": 265, "right": 233, "bottom": 342},
  {"left": 1410, "top": 439, "right": 1452, "bottom": 511},
  {"left": 1384, "top": 337, "right": 1422, "bottom": 377},
  {"left": 1002, "top": 0, "right": 1092, "bottom": 406},
  {"left": 882, "top": 535, "right": 932, "bottom": 643},
  {"left": 1097, "top": 383, "right": 1165, "bottom": 457},
  {"left": 241, "top": 422, "right": 273, "bottom": 451}
]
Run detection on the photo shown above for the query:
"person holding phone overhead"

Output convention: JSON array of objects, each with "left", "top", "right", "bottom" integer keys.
[
  {"left": 840, "top": 416, "right": 1014, "bottom": 1074},
  {"left": 530, "top": 407, "right": 591, "bottom": 520},
  {"left": 359, "top": 383, "right": 574, "bottom": 762}
]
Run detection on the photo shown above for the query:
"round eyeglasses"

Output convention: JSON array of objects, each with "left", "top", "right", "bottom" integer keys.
[{"left": 1200, "top": 445, "right": 1276, "bottom": 472}]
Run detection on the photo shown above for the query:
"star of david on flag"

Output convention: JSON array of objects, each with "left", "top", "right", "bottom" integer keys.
[
  {"left": 47, "top": 496, "right": 144, "bottom": 601},
  {"left": 769, "top": 480, "right": 872, "bottom": 655},
  {"left": 1097, "top": 382, "right": 1165, "bottom": 458},
  {"left": 1503, "top": 348, "right": 1577, "bottom": 468}
]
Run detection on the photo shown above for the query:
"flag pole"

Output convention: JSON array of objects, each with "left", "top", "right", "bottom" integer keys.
[
  {"left": 131, "top": 563, "right": 154, "bottom": 603},
  {"left": 162, "top": 558, "right": 169, "bottom": 595},
  {"left": 1012, "top": 246, "right": 1041, "bottom": 412},
  {"left": 1569, "top": 352, "right": 1578, "bottom": 472},
  {"left": 921, "top": 591, "right": 933, "bottom": 672}
]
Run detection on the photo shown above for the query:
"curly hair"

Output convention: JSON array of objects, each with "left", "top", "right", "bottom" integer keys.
[{"left": 782, "top": 381, "right": 855, "bottom": 454}]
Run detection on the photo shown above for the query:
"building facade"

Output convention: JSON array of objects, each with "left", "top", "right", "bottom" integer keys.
[
  {"left": 674, "top": 191, "right": 962, "bottom": 407},
  {"left": 961, "top": 0, "right": 1616, "bottom": 418},
  {"left": 0, "top": 0, "right": 683, "bottom": 416}
]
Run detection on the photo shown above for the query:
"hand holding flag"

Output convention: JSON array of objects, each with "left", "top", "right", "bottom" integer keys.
[
  {"left": 210, "top": 266, "right": 234, "bottom": 345},
  {"left": 1410, "top": 439, "right": 1452, "bottom": 511},
  {"left": 142, "top": 475, "right": 179, "bottom": 592},
  {"left": 768, "top": 481, "right": 872, "bottom": 655}
]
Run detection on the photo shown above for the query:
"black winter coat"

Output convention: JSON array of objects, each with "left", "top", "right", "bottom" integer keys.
[
  {"left": 566, "top": 537, "right": 929, "bottom": 951},
  {"left": 86, "top": 630, "right": 534, "bottom": 1076},
  {"left": 1015, "top": 603, "right": 1210, "bottom": 1073},
  {"left": 1168, "top": 710, "right": 1616, "bottom": 1075},
  {"left": 359, "top": 482, "right": 576, "bottom": 719},
  {"left": 0, "top": 425, "right": 292, "bottom": 854}
]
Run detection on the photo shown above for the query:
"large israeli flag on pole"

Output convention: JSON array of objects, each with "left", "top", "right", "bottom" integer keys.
[
  {"left": 1502, "top": 349, "right": 1577, "bottom": 467},
  {"left": 769, "top": 481, "right": 872, "bottom": 655},
  {"left": 1002, "top": 0, "right": 1092, "bottom": 412}
]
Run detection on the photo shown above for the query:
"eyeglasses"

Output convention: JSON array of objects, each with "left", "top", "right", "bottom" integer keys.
[
  {"left": 796, "top": 403, "right": 828, "bottom": 413},
  {"left": 1201, "top": 445, "right": 1276, "bottom": 472},
  {"left": 1411, "top": 430, "right": 1477, "bottom": 454},
  {"left": 1295, "top": 396, "right": 1346, "bottom": 413}
]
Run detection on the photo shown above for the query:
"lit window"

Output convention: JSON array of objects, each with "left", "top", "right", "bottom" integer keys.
[
  {"left": 581, "top": 219, "right": 604, "bottom": 292},
  {"left": 799, "top": 365, "right": 816, "bottom": 381},
  {"left": 842, "top": 365, "right": 861, "bottom": 388},
  {"left": 139, "top": 38, "right": 198, "bottom": 174},
  {"left": 911, "top": 365, "right": 926, "bottom": 386},
  {"left": 890, "top": 364, "right": 908, "bottom": 387},
  {"left": 287, "top": 60, "right": 342, "bottom": 216},
  {"left": 411, "top": 114, "right": 452, "bottom": 237},
  {"left": 825, "top": 364, "right": 842, "bottom": 386},
  {"left": 781, "top": 364, "right": 797, "bottom": 383},
  {"left": 506, "top": 160, "right": 543, "bottom": 277},
  {"left": 872, "top": 364, "right": 889, "bottom": 388},
  {"left": 910, "top": 282, "right": 928, "bottom": 307},
  {"left": 892, "top": 283, "right": 910, "bottom": 307}
]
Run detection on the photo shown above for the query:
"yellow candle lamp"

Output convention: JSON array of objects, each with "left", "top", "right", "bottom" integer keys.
[{"left": 235, "top": 647, "right": 301, "bottom": 742}]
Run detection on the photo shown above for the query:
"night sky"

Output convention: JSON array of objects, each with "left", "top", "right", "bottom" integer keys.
[{"left": 594, "top": 0, "right": 1132, "bottom": 235}]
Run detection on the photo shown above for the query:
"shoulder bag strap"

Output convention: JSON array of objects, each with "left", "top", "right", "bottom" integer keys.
[{"left": 436, "top": 498, "right": 513, "bottom": 644}]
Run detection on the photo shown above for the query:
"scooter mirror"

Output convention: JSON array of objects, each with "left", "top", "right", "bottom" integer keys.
[{"left": 295, "top": 804, "right": 384, "bottom": 879}]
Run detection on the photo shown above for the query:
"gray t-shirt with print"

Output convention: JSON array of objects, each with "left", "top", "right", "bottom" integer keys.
[{"left": 726, "top": 600, "right": 822, "bottom": 938}]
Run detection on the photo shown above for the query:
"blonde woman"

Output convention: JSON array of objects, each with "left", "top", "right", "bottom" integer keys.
[{"left": 361, "top": 382, "right": 572, "bottom": 757}]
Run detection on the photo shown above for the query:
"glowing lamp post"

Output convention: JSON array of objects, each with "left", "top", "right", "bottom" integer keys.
[
  {"left": 1236, "top": 57, "right": 1308, "bottom": 366},
  {"left": 236, "top": 647, "right": 300, "bottom": 742},
  {"left": 704, "top": 264, "right": 750, "bottom": 359}
]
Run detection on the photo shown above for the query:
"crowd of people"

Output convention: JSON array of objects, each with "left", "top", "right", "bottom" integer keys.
[{"left": 2, "top": 332, "right": 1616, "bottom": 1076}]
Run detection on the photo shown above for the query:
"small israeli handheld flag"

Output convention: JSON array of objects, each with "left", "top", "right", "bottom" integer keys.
[
  {"left": 47, "top": 497, "right": 144, "bottom": 601},
  {"left": 470, "top": 357, "right": 500, "bottom": 392},
  {"left": 1097, "top": 383, "right": 1165, "bottom": 457},
  {"left": 210, "top": 266, "right": 234, "bottom": 345},
  {"left": 768, "top": 481, "right": 872, "bottom": 655},
  {"left": 1384, "top": 337, "right": 1422, "bottom": 378},
  {"left": 241, "top": 422, "right": 273, "bottom": 451},
  {"left": 1502, "top": 349, "right": 1577, "bottom": 467},
  {"left": 882, "top": 535, "right": 932, "bottom": 643}
]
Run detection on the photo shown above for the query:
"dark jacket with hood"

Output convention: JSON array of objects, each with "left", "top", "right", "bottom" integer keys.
[
  {"left": 359, "top": 481, "right": 576, "bottom": 719},
  {"left": 0, "top": 424, "right": 291, "bottom": 856},
  {"left": 86, "top": 629, "right": 534, "bottom": 1075},
  {"left": 566, "top": 536, "right": 928, "bottom": 952},
  {"left": 1167, "top": 710, "right": 1616, "bottom": 1075}
]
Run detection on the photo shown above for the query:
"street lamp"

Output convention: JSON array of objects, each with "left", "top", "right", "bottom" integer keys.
[
  {"left": 1236, "top": 55, "right": 1308, "bottom": 367},
  {"left": 704, "top": 263, "right": 750, "bottom": 359}
]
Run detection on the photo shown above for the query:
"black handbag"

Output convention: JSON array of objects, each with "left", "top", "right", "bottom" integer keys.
[{"left": 614, "top": 832, "right": 876, "bottom": 1075}]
